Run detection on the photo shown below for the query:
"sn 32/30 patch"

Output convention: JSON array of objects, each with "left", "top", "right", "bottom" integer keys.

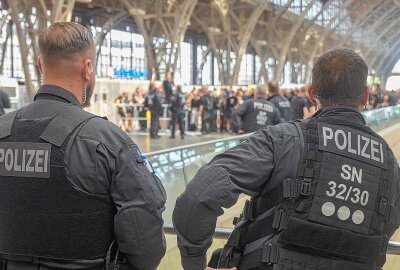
[
  {"left": 0, "top": 142, "right": 51, "bottom": 178},
  {"left": 309, "top": 152, "right": 379, "bottom": 235}
]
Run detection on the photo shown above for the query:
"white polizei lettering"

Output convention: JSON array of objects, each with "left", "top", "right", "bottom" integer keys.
[
  {"left": 5, "top": 149, "right": 13, "bottom": 171},
  {"left": 35, "top": 150, "right": 44, "bottom": 173},
  {"left": 13, "top": 149, "right": 21, "bottom": 171},
  {"left": 361, "top": 136, "right": 370, "bottom": 159},
  {"left": 44, "top": 150, "right": 49, "bottom": 173},
  {"left": 335, "top": 129, "right": 347, "bottom": 150},
  {"left": 323, "top": 127, "right": 333, "bottom": 146},
  {"left": 352, "top": 167, "right": 362, "bottom": 184},
  {"left": 357, "top": 134, "right": 361, "bottom": 155},
  {"left": 380, "top": 143, "right": 384, "bottom": 163},
  {"left": 347, "top": 132, "right": 357, "bottom": 154},
  {"left": 26, "top": 150, "right": 35, "bottom": 172},
  {"left": 0, "top": 149, "right": 4, "bottom": 162},
  {"left": 21, "top": 149, "right": 26, "bottom": 171},
  {"left": 341, "top": 164, "right": 352, "bottom": 180},
  {"left": 370, "top": 140, "right": 380, "bottom": 162}
]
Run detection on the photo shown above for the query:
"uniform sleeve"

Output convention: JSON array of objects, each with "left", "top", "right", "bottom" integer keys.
[
  {"left": 68, "top": 120, "right": 166, "bottom": 270},
  {"left": 274, "top": 108, "right": 281, "bottom": 125},
  {"left": 172, "top": 128, "right": 276, "bottom": 270},
  {"left": 112, "top": 140, "right": 167, "bottom": 270}
]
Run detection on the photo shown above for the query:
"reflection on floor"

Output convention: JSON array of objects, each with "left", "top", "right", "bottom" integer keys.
[{"left": 130, "top": 133, "right": 231, "bottom": 153}]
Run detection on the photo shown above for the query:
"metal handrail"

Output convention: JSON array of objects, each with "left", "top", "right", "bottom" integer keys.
[
  {"left": 164, "top": 226, "right": 400, "bottom": 255},
  {"left": 145, "top": 133, "right": 250, "bottom": 156}
]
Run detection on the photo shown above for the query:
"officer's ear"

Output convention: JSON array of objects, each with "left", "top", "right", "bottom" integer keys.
[
  {"left": 360, "top": 86, "right": 370, "bottom": 106},
  {"left": 82, "top": 59, "right": 94, "bottom": 82},
  {"left": 308, "top": 85, "right": 317, "bottom": 104},
  {"left": 37, "top": 56, "right": 44, "bottom": 75}
]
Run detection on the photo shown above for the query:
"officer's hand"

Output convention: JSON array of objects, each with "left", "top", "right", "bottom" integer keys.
[{"left": 204, "top": 267, "right": 237, "bottom": 270}]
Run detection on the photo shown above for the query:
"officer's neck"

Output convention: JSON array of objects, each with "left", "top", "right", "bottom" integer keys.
[{"left": 42, "top": 77, "right": 84, "bottom": 105}]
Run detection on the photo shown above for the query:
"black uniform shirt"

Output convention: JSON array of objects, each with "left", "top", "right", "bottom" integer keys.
[
  {"left": 22, "top": 85, "right": 166, "bottom": 270},
  {"left": 290, "top": 95, "right": 307, "bottom": 120},
  {"left": 172, "top": 106, "right": 399, "bottom": 270},
  {"left": 268, "top": 94, "right": 292, "bottom": 122}
]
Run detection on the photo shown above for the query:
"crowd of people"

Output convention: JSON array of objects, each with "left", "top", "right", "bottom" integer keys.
[{"left": 114, "top": 77, "right": 400, "bottom": 137}]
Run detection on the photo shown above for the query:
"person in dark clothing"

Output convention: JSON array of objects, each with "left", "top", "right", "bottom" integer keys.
[
  {"left": 0, "top": 22, "right": 166, "bottom": 270},
  {"left": 267, "top": 80, "right": 292, "bottom": 122},
  {"left": 200, "top": 87, "right": 213, "bottom": 134},
  {"left": 173, "top": 48, "right": 400, "bottom": 270},
  {"left": 233, "top": 85, "right": 281, "bottom": 133},
  {"left": 170, "top": 85, "right": 185, "bottom": 139},
  {"left": 145, "top": 82, "right": 162, "bottom": 139},
  {"left": 389, "top": 90, "right": 398, "bottom": 106},
  {"left": 226, "top": 91, "right": 238, "bottom": 132},
  {"left": 290, "top": 86, "right": 309, "bottom": 120},
  {"left": 0, "top": 85, "right": 11, "bottom": 116},
  {"left": 162, "top": 72, "right": 174, "bottom": 104}
]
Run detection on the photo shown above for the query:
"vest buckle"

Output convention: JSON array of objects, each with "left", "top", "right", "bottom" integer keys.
[
  {"left": 262, "top": 243, "right": 278, "bottom": 264},
  {"left": 378, "top": 197, "right": 387, "bottom": 215},
  {"left": 300, "top": 178, "right": 312, "bottom": 196}
]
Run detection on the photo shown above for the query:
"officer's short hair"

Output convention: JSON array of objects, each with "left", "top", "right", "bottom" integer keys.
[
  {"left": 255, "top": 85, "right": 268, "bottom": 97},
  {"left": 39, "top": 22, "right": 94, "bottom": 65},
  {"left": 268, "top": 81, "right": 279, "bottom": 94},
  {"left": 312, "top": 47, "right": 368, "bottom": 107}
]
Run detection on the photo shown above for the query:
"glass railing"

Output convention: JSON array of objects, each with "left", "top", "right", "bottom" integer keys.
[
  {"left": 149, "top": 105, "right": 400, "bottom": 270},
  {"left": 362, "top": 105, "right": 400, "bottom": 132}
]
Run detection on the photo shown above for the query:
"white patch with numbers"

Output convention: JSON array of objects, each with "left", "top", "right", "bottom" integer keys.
[{"left": 309, "top": 152, "right": 380, "bottom": 235}]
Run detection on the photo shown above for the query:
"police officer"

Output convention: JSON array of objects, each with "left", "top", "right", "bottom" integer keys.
[
  {"left": 233, "top": 85, "right": 281, "bottom": 133},
  {"left": 145, "top": 82, "right": 162, "bottom": 139},
  {"left": 173, "top": 47, "right": 400, "bottom": 270},
  {"left": 0, "top": 82, "right": 10, "bottom": 116},
  {"left": 170, "top": 85, "right": 186, "bottom": 139},
  {"left": 0, "top": 22, "right": 166, "bottom": 270},
  {"left": 267, "top": 80, "right": 292, "bottom": 122}
]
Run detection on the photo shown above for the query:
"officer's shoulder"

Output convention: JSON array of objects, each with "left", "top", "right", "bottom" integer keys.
[
  {"left": 79, "top": 116, "right": 131, "bottom": 147},
  {"left": 262, "top": 121, "right": 300, "bottom": 137}
]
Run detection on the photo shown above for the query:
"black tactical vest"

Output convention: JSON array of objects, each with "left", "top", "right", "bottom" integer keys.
[
  {"left": 222, "top": 117, "right": 400, "bottom": 270},
  {"left": 0, "top": 104, "right": 115, "bottom": 261}
]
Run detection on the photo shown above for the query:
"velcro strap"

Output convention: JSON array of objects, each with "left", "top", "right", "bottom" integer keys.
[
  {"left": 262, "top": 243, "right": 278, "bottom": 264},
  {"left": 40, "top": 105, "right": 97, "bottom": 147},
  {"left": 283, "top": 178, "right": 297, "bottom": 198},
  {"left": 0, "top": 109, "right": 21, "bottom": 139},
  {"left": 281, "top": 217, "right": 386, "bottom": 263}
]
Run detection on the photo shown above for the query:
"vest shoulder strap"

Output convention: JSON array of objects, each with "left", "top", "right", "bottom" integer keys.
[
  {"left": 0, "top": 109, "right": 22, "bottom": 140},
  {"left": 40, "top": 105, "right": 98, "bottom": 147}
]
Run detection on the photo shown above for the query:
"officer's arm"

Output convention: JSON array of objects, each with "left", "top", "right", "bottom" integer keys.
[
  {"left": 173, "top": 129, "right": 276, "bottom": 270},
  {"left": 112, "top": 140, "right": 166, "bottom": 270}
]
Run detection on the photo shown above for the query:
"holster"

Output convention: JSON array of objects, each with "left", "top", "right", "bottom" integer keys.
[{"left": 106, "top": 241, "right": 128, "bottom": 270}]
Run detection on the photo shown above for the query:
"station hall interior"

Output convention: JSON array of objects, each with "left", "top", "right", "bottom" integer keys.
[{"left": 2, "top": 0, "right": 400, "bottom": 269}]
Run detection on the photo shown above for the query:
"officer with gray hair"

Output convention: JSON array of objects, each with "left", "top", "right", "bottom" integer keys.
[
  {"left": 173, "top": 47, "right": 400, "bottom": 270},
  {"left": 0, "top": 22, "right": 166, "bottom": 270}
]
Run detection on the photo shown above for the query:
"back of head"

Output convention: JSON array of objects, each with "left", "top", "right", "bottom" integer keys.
[
  {"left": 268, "top": 81, "right": 280, "bottom": 95},
  {"left": 255, "top": 85, "right": 267, "bottom": 98},
  {"left": 38, "top": 22, "right": 94, "bottom": 66},
  {"left": 312, "top": 47, "right": 368, "bottom": 107}
]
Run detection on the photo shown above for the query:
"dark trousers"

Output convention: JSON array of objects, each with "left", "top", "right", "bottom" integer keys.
[
  {"left": 171, "top": 112, "right": 185, "bottom": 136},
  {"left": 202, "top": 115, "right": 212, "bottom": 133},
  {"left": 150, "top": 111, "right": 159, "bottom": 137}
]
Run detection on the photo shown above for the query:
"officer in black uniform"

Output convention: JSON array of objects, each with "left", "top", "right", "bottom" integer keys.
[
  {"left": 145, "top": 82, "right": 162, "bottom": 139},
  {"left": 0, "top": 22, "right": 166, "bottom": 270},
  {"left": 267, "top": 80, "right": 292, "bottom": 122},
  {"left": 233, "top": 85, "right": 281, "bottom": 133},
  {"left": 173, "top": 47, "right": 400, "bottom": 270},
  {"left": 170, "top": 85, "right": 186, "bottom": 139}
]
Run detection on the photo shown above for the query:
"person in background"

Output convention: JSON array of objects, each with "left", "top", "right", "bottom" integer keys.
[
  {"left": 133, "top": 87, "right": 146, "bottom": 131},
  {"left": 369, "top": 84, "right": 382, "bottom": 109},
  {"left": 382, "top": 94, "right": 390, "bottom": 107},
  {"left": 211, "top": 89, "right": 220, "bottom": 132},
  {"left": 219, "top": 89, "right": 228, "bottom": 132},
  {"left": 123, "top": 91, "right": 133, "bottom": 132},
  {"left": 290, "top": 85, "right": 309, "bottom": 120},
  {"left": 190, "top": 89, "right": 202, "bottom": 131},
  {"left": 233, "top": 84, "right": 281, "bottom": 133},
  {"left": 145, "top": 82, "right": 162, "bottom": 139},
  {"left": 200, "top": 86, "right": 213, "bottom": 134},
  {"left": 114, "top": 93, "right": 127, "bottom": 131},
  {"left": 0, "top": 82, "right": 11, "bottom": 116},
  {"left": 389, "top": 89, "right": 398, "bottom": 106},
  {"left": 267, "top": 80, "right": 292, "bottom": 122},
  {"left": 163, "top": 71, "right": 174, "bottom": 104},
  {"left": 226, "top": 90, "right": 238, "bottom": 132},
  {"left": 170, "top": 85, "right": 186, "bottom": 139}
]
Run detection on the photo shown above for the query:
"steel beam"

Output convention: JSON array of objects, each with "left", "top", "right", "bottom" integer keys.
[{"left": 274, "top": 0, "right": 318, "bottom": 82}]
